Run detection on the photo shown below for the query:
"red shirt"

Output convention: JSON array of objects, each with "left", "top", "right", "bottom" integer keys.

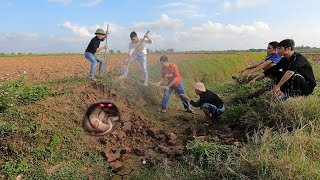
[{"left": 161, "top": 63, "right": 182, "bottom": 88}]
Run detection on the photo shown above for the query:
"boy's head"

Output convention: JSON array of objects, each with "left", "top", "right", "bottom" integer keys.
[
  {"left": 194, "top": 82, "right": 206, "bottom": 94},
  {"left": 95, "top": 28, "right": 105, "bottom": 40},
  {"left": 277, "top": 39, "right": 295, "bottom": 56},
  {"left": 267, "top": 41, "right": 278, "bottom": 55},
  {"left": 130, "top": 31, "right": 139, "bottom": 43},
  {"left": 160, "top": 55, "right": 169, "bottom": 67}
]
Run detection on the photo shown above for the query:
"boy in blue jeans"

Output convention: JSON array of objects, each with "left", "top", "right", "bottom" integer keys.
[
  {"left": 119, "top": 31, "right": 152, "bottom": 86},
  {"left": 156, "top": 55, "right": 193, "bottom": 113},
  {"left": 85, "top": 28, "right": 108, "bottom": 81}
]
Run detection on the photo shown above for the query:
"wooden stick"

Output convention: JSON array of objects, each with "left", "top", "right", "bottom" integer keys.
[{"left": 104, "top": 24, "right": 109, "bottom": 61}]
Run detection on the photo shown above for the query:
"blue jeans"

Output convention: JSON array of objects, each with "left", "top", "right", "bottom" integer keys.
[
  {"left": 85, "top": 52, "right": 105, "bottom": 78},
  {"left": 162, "top": 82, "right": 190, "bottom": 110},
  {"left": 123, "top": 53, "right": 148, "bottom": 81},
  {"left": 202, "top": 103, "right": 225, "bottom": 117}
]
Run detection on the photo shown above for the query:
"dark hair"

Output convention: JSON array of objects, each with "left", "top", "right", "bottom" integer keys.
[
  {"left": 160, "top": 55, "right": 168, "bottom": 62},
  {"left": 130, "top": 31, "right": 137, "bottom": 38},
  {"left": 278, "top": 39, "right": 295, "bottom": 50},
  {"left": 268, "top": 41, "right": 278, "bottom": 49}
]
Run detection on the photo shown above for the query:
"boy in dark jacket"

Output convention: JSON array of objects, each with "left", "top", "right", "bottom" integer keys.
[
  {"left": 248, "top": 39, "right": 317, "bottom": 99},
  {"left": 180, "top": 82, "right": 225, "bottom": 122}
]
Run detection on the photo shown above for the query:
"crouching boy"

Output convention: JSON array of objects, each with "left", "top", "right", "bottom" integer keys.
[{"left": 180, "top": 82, "right": 225, "bottom": 122}]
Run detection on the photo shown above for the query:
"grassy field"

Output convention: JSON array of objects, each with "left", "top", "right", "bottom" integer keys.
[{"left": 1, "top": 52, "right": 320, "bottom": 179}]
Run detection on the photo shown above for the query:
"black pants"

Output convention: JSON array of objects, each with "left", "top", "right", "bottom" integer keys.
[{"left": 281, "top": 74, "right": 313, "bottom": 96}]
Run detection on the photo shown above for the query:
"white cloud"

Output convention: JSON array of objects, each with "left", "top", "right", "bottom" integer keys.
[
  {"left": 235, "top": 0, "right": 269, "bottom": 8},
  {"left": 132, "top": 14, "right": 184, "bottom": 31},
  {"left": 192, "top": 21, "right": 224, "bottom": 33},
  {"left": 60, "top": 21, "right": 91, "bottom": 37},
  {"left": 173, "top": 21, "right": 272, "bottom": 50},
  {"left": 160, "top": 2, "right": 198, "bottom": 9},
  {"left": 224, "top": 0, "right": 269, "bottom": 9},
  {"left": 160, "top": 2, "right": 207, "bottom": 18},
  {"left": 223, "top": 1, "right": 231, "bottom": 9},
  {"left": 2, "top": 32, "right": 39, "bottom": 41},
  {"left": 48, "top": 0, "right": 72, "bottom": 5},
  {"left": 80, "top": 0, "right": 102, "bottom": 7}
]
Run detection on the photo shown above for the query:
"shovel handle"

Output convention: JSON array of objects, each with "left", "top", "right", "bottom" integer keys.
[{"left": 104, "top": 24, "right": 109, "bottom": 60}]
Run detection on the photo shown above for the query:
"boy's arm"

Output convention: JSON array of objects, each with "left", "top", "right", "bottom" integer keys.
[
  {"left": 128, "top": 43, "right": 135, "bottom": 59},
  {"left": 273, "top": 70, "right": 295, "bottom": 95},
  {"left": 180, "top": 94, "right": 201, "bottom": 107},
  {"left": 247, "top": 73, "right": 265, "bottom": 87},
  {"left": 166, "top": 77, "right": 177, "bottom": 88},
  {"left": 157, "top": 70, "right": 165, "bottom": 86},
  {"left": 95, "top": 45, "right": 107, "bottom": 53},
  {"left": 251, "top": 60, "right": 272, "bottom": 73},
  {"left": 249, "top": 61, "right": 264, "bottom": 69},
  {"left": 240, "top": 61, "right": 263, "bottom": 74},
  {"left": 144, "top": 34, "right": 152, "bottom": 44},
  {"left": 157, "top": 77, "right": 164, "bottom": 86},
  {"left": 243, "top": 60, "right": 272, "bottom": 80}
]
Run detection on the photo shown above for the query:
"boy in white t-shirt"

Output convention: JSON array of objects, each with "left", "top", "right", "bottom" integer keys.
[{"left": 119, "top": 31, "right": 152, "bottom": 86}]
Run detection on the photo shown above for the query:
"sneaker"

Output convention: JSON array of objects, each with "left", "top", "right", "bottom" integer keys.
[
  {"left": 90, "top": 77, "right": 97, "bottom": 81},
  {"left": 143, "top": 81, "right": 148, "bottom": 86},
  {"left": 158, "top": 109, "right": 166, "bottom": 113},
  {"left": 185, "top": 109, "right": 195, "bottom": 114},
  {"left": 118, "top": 74, "right": 127, "bottom": 79},
  {"left": 276, "top": 94, "right": 289, "bottom": 101}
]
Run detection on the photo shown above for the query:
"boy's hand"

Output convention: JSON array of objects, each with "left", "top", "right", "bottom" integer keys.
[
  {"left": 248, "top": 79, "right": 255, "bottom": 87},
  {"left": 180, "top": 94, "right": 188, "bottom": 99},
  {"left": 180, "top": 94, "right": 191, "bottom": 101},
  {"left": 240, "top": 68, "right": 248, "bottom": 75},
  {"left": 242, "top": 72, "right": 252, "bottom": 81},
  {"left": 102, "top": 45, "right": 108, "bottom": 49},
  {"left": 273, "top": 85, "right": 281, "bottom": 96}
]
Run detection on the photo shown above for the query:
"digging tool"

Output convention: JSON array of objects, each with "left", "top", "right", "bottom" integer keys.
[
  {"left": 131, "top": 74, "right": 162, "bottom": 87},
  {"left": 104, "top": 24, "right": 109, "bottom": 60}
]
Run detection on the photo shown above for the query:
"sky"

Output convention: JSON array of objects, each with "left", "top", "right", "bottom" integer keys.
[{"left": 0, "top": 0, "right": 320, "bottom": 53}]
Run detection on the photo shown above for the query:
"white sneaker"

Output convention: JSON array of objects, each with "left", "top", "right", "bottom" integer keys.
[
  {"left": 90, "top": 77, "right": 97, "bottom": 81},
  {"left": 185, "top": 109, "right": 195, "bottom": 114},
  {"left": 276, "top": 94, "right": 288, "bottom": 101},
  {"left": 143, "top": 81, "right": 148, "bottom": 86}
]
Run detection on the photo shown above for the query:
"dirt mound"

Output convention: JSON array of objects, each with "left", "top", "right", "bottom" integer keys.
[
  {"left": 70, "top": 81, "right": 244, "bottom": 178},
  {"left": 70, "top": 82, "right": 188, "bottom": 177}
]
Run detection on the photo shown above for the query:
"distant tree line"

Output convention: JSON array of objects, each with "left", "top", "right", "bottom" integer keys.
[
  {"left": 1, "top": 45, "right": 320, "bottom": 55},
  {"left": 294, "top": 45, "right": 320, "bottom": 52}
]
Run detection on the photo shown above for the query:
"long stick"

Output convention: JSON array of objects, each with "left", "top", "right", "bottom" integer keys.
[
  {"left": 104, "top": 24, "right": 109, "bottom": 61},
  {"left": 131, "top": 74, "right": 162, "bottom": 87}
]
